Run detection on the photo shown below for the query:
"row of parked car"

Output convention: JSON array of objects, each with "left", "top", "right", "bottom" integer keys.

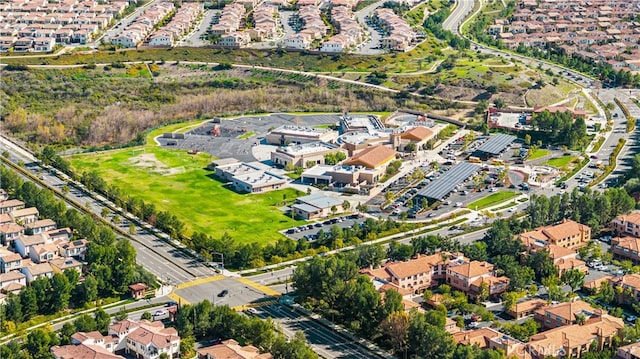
[{"left": 284, "top": 214, "right": 360, "bottom": 235}]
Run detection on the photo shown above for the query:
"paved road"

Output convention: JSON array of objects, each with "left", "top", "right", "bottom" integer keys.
[
  {"left": 179, "top": 10, "right": 218, "bottom": 47},
  {"left": 442, "top": 0, "right": 474, "bottom": 34},
  {"left": 255, "top": 304, "right": 389, "bottom": 359},
  {"left": 353, "top": 0, "right": 385, "bottom": 55},
  {"left": 0, "top": 136, "right": 216, "bottom": 285}
]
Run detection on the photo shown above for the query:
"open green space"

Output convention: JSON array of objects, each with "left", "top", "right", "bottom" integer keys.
[
  {"left": 69, "top": 130, "right": 305, "bottom": 243},
  {"left": 544, "top": 156, "right": 576, "bottom": 169},
  {"left": 467, "top": 191, "right": 518, "bottom": 210},
  {"left": 527, "top": 148, "right": 551, "bottom": 160}
]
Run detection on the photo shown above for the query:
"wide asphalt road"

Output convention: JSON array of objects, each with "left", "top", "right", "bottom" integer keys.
[{"left": 442, "top": 0, "right": 474, "bottom": 34}]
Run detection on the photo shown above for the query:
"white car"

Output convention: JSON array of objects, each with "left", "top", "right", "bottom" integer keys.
[{"left": 246, "top": 307, "right": 258, "bottom": 315}]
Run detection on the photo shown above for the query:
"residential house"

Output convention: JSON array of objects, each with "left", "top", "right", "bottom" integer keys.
[
  {"left": 21, "top": 262, "right": 54, "bottom": 283},
  {"left": 0, "top": 252, "right": 23, "bottom": 273},
  {"left": 0, "top": 271, "right": 27, "bottom": 293},
  {"left": 617, "top": 342, "right": 640, "bottom": 359},
  {"left": 527, "top": 315, "right": 624, "bottom": 359},
  {"left": 10, "top": 207, "right": 40, "bottom": 225},
  {"left": 33, "top": 36, "right": 55, "bottom": 51},
  {"left": 14, "top": 233, "right": 48, "bottom": 258},
  {"left": 445, "top": 260, "right": 509, "bottom": 299},
  {"left": 197, "top": 339, "right": 272, "bottom": 359},
  {"left": 612, "top": 212, "right": 640, "bottom": 237},
  {"left": 29, "top": 243, "right": 59, "bottom": 263},
  {"left": 612, "top": 236, "right": 640, "bottom": 263},
  {"left": 25, "top": 218, "right": 56, "bottom": 235},
  {"left": 47, "top": 227, "right": 73, "bottom": 242},
  {"left": 70, "top": 331, "right": 118, "bottom": 352},
  {"left": 126, "top": 321, "right": 180, "bottom": 359},
  {"left": 51, "top": 344, "right": 122, "bottom": 359},
  {"left": 50, "top": 257, "right": 83, "bottom": 274},
  {"left": 533, "top": 299, "right": 603, "bottom": 330},
  {"left": 148, "top": 30, "right": 173, "bottom": 46},
  {"left": 58, "top": 239, "right": 88, "bottom": 260},
  {"left": 518, "top": 219, "right": 591, "bottom": 250},
  {"left": 0, "top": 223, "right": 25, "bottom": 246},
  {"left": 219, "top": 32, "right": 251, "bottom": 47},
  {"left": 0, "top": 199, "right": 25, "bottom": 214}
]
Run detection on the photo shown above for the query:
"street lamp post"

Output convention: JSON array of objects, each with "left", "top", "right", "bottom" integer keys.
[{"left": 212, "top": 252, "right": 224, "bottom": 273}]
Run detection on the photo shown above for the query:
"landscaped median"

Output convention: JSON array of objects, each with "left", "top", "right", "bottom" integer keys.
[
  {"left": 467, "top": 191, "right": 518, "bottom": 211},
  {"left": 590, "top": 138, "right": 626, "bottom": 187}
]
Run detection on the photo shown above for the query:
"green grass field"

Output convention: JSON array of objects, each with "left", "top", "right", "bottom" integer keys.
[
  {"left": 467, "top": 191, "right": 518, "bottom": 210},
  {"left": 528, "top": 148, "right": 551, "bottom": 160},
  {"left": 544, "top": 156, "right": 576, "bottom": 169},
  {"left": 69, "top": 124, "right": 305, "bottom": 243}
]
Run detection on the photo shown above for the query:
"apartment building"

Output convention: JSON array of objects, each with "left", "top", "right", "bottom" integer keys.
[
  {"left": 528, "top": 316, "right": 623, "bottom": 359},
  {"left": 374, "top": 8, "right": 416, "bottom": 51},
  {"left": 518, "top": 219, "right": 591, "bottom": 250},
  {"left": 445, "top": 260, "right": 509, "bottom": 299},
  {"left": 612, "top": 236, "right": 640, "bottom": 263},
  {"left": 533, "top": 300, "right": 603, "bottom": 330},
  {"left": 612, "top": 212, "right": 640, "bottom": 237},
  {"left": 363, "top": 252, "right": 467, "bottom": 293}
]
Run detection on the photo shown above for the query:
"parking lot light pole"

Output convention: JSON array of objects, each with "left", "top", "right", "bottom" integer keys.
[{"left": 212, "top": 252, "right": 224, "bottom": 273}]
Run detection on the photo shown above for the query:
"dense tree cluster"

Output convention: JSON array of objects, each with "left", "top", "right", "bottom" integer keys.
[
  {"left": 527, "top": 110, "right": 588, "bottom": 149},
  {"left": 292, "top": 250, "right": 509, "bottom": 358},
  {"left": 174, "top": 301, "right": 317, "bottom": 359},
  {"left": 527, "top": 188, "right": 634, "bottom": 232},
  {"left": 0, "top": 166, "right": 149, "bottom": 335}
]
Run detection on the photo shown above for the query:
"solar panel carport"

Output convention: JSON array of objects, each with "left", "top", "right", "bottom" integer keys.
[
  {"left": 416, "top": 162, "right": 481, "bottom": 201},
  {"left": 473, "top": 134, "right": 517, "bottom": 159}
]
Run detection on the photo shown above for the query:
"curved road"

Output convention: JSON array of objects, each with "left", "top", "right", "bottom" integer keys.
[{"left": 442, "top": 0, "right": 475, "bottom": 34}]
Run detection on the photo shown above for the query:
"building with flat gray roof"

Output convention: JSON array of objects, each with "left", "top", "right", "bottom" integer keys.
[
  {"left": 292, "top": 193, "right": 345, "bottom": 220},
  {"left": 232, "top": 170, "right": 287, "bottom": 194},
  {"left": 270, "top": 142, "right": 346, "bottom": 168},
  {"left": 265, "top": 125, "right": 338, "bottom": 145},
  {"left": 415, "top": 162, "right": 481, "bottom": 202}
]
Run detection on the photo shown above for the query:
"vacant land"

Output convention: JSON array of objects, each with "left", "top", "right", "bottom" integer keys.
[
  {"left": 69, "top": 123, "right": 304, "bottom": 243},
  {"left": 467, "top": 191, "right": 518, "bottom": 210},
  {"left": 544, "top": 156, "right": 577, "bottom": 169}
]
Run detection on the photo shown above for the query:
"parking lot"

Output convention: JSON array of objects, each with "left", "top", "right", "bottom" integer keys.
[
  {"left": 157, "top": 113, "right": 343, "bottom": 162},
  {"left": 283, "top": 214, "right": 366, "bottom": 241}
]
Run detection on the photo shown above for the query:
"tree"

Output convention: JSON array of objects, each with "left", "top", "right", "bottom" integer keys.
[
  {"left": 501, "top": 319, "right": 539, "bottom": 341},
  {"left": 383, "top": 289, "right": 404, "bottom": 317},
  {"left": 494, "top": 98, "right": 505, "bottom": 109},
  {"left": 115, "top": 307, "right": 128, "bottom": 321},
  {"left": 561, "top": 269, "right": 585, "bottom": 294},
  {"left": 141, "top": 311, "right": 152, "bottom": 320},
  {"left": 378, "top": 311, "right": 409, "bottom": 356},
  {"left": 25, "top": 328, "right": 59, "bottom": 358},
  {"left": 524, "top": 134, "right": 531, "bottom": 146},
  {"left": 526, "top": 250, "right": 558, "bottom": 281},
  {"left": 101, "top": 207, "right": 110, "bottom": 218},
  {"left": 50, "top": 273, "right": 72, "bottom": 313},
  {"left": 407, "top": 312, "right": 455, "bottom": 359},
  {"left": 94, "top": 307, "right": 111, "bottom": 334},
  {"left": 342, "top": 200, "right": 350, "bottom": 211},
  {"left": 129, "top": 222, "right": 136, "bottom": 234},
  {"left": 502, "top": 291, "right": 524, "bottom": 313},
  {"left": 598, "top": 280, "right": 616, "bottom": 304},
  {"left": 387, "top": 241, "right": 414, "bottom": 261}
]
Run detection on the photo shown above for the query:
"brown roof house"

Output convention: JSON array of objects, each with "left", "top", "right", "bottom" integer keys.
[
  {"left": 197, "top": 339, "right": 273, "bottom": 359},
  {"left": 129, "top": 283, "right": 148, "bottom": 300},
  {"left": 108, "top": 319, "right": 180, "bottom": 359}
]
